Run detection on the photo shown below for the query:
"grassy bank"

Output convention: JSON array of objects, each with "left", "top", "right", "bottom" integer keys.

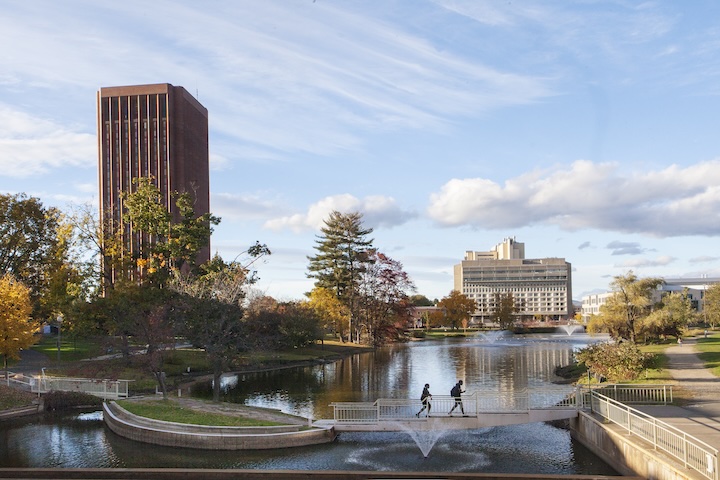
[
  {"left": 116, "top": 399, "right": 285, "bottom": 426},
  {"left": 0, "top": 384, "right": 36, "bottom": 410}
]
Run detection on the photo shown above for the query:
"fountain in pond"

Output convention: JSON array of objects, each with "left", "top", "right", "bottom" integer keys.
[
  {"left": 391, "top": 421, "right": 447, "bottom": 458},
  {"left": 558, "top": 324, "right": 583, "bottom": 336},
  {"left": 477, "top": 330, "right": 508, "bottom": 343}
]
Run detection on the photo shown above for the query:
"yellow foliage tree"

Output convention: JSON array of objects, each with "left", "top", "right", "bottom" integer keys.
[
  {"left": 306, "top": 287, "right": 351, "bottom": 342},
  {"left": 0, "top": 275, "right": 39, "bottom": 383}
]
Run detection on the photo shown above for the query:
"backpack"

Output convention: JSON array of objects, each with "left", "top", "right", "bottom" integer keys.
[{"left": 450, "top": 385, "right": 460, "bottom": 397}]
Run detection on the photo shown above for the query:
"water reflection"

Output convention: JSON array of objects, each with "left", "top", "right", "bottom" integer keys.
[
  {"left": 194, "top": 334, "right": 600, "bottom": 420},
  {"left": 0, "top": 333, "right": 616, "bottom": 474}
]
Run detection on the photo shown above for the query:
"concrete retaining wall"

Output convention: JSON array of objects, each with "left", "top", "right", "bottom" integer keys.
[
  {"left": 0, "top": 404, "right": 40, "bottom": 420},
  {"left": 570, "top": 411, "right": 701, "bottom": 480},
  {"left": 103, "top": 402, "right": 335, "bottom": 450}
]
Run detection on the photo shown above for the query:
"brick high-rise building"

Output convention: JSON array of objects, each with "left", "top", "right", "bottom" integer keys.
[{"left": 97, "top": 83, "right": 210, "bottom": 285}]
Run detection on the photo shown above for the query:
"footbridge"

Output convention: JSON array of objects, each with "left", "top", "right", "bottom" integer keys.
[{"left": 316, "top": 384, "right": 674, "bottom": 432}]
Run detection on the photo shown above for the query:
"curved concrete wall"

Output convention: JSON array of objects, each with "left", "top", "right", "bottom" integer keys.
[
  {"left": 570, "top": 411, "right": 698, "bottom": 480},
  {"left": 103, "top": 402, "right": 335, "bottom": 450}
]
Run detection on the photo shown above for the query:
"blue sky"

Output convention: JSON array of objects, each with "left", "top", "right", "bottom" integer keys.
[{"left": 2, "top": 1, "right": 720, "bottom": 302}]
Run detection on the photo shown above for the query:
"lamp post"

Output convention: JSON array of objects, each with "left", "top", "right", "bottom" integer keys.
[{"left": 56, "top": 313, "right": 64, "bottom": 362}]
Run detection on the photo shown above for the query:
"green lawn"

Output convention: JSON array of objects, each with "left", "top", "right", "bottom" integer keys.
[
  {"left": 116, "top": 399, "right": 284, "bottom": 426},
  {"left": 31, "top": 335, "right": 105, "bottom": 362},
  {"left": 693, "top": 334, "right": 720, "bottom": 376}
]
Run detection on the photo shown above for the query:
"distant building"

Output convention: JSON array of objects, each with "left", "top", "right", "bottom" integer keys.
[
  {"left": 580, "top": 276, "right": 720, "bottom": 322},
  {"left": 97, "top": 83, "right": 210, "bottom": 285},
  {"left": 453, "top": 238, "right": 573, "bottom": 324}
]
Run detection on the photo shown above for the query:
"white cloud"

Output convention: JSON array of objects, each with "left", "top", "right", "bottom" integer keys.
[
  {"left": 427, "top": 159, "right": 720, "bottom": 236},
  {"left": 0, "top": 106, "right": 95, "bottom": 177},
  {"left": 212, "top": 192, "right": 286, "bottom": 222},
  {"left": 615, "top": 255, "right": 676, "bottom": 269},
  {"left": 264, "top": 194, "right": 415, "bottom": 233}
]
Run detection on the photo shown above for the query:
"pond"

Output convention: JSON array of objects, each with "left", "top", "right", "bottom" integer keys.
[{"left": 0, "top": 331, "right": 618, "bottom": 475}]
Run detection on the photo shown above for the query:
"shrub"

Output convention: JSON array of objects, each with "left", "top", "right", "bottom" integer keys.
[
  {"left": 43, "top": 391, "right": 103, "bottom": 411},
  {"left": 575, "top": 341, "right": 658, "bottom": 382}
]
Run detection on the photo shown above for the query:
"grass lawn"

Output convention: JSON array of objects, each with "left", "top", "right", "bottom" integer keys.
[
  {"left": 693, "top": 333, "right": 720, "bottom": 376},
  {"left": 116, "top": 399, "right": 284, "bottom": 426},
  {"left": 32, "top": 335, "right": 105, "bottom": 362},
  {"left": 0, "top": 384, "right": 36, "bottom": 410}
]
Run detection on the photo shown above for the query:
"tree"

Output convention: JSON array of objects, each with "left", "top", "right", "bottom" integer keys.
[
  {"left": 409, "top": 295, "right": 434, "bottom": 307},
  {"left": 171, "top": 259, "right": 248, "bottom": 402},
  {"left": 0, "top": 193, "right": 62, "bottom": 319},
  {"left": 306, "top": 287, "right": 350, "bottom": 342},
  {"left": 437, "top": 290, "right": 476, "bottom": 330},
  {"left": 307, "top": 211, "right": 374, "bottom": 342},
  {"left": 589, "top": 271, "right": 663, "bottom": 343},
  {"left": 704, "top": 283, "right": 720, "bottom": 328},
  {"left": 491, "top": 292, "right": 520, "bottom": 331},
  {"left": 356, "top": 251, "right": 415, "bottom": 345},
  {"left": 0, "top": 275, "right": 38, "bottom": 384},
  {"left": 121, "top": 177, "right": 220, "bottom": 285},
  {"left": 277, "top": 302, "right": 322, "bottom": 348},
  {"left": 575, "top": 341, "right": 658, "bottom": 382},
  {"left": 642, "top": 290, "right": 695, "bottom": 341}
]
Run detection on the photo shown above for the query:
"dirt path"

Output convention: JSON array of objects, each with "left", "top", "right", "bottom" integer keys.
[{"left": 663, "top": 337, "right": 720, "bottom": 410}]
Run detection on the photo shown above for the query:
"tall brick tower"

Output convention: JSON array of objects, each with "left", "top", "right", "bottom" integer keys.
[{"left": 97, "top": 83, "right": 210, "bottom": 285}]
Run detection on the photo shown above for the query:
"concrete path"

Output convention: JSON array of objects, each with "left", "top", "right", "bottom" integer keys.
[{"left": 633, "top": 336, "right": 720, "bottom": 452}]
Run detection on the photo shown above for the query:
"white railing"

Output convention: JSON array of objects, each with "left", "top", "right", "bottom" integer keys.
[
  {"left": 590, "top": 391, "right": 718, "bottom": 480},
  {"left": 332, "top": 387, "right": 578, "bottom": 423},
  {"left": 1, "top": 371, "right": 34, "bottom": 389},
  {"left": 32, "top": 375, "right": 130, "bottom": 400},
  {"left": 589, "top": 384, "right": 673, "bottom": 404},
  {"left": 331, "top": 384, "right": 674, "bottom": 424}
]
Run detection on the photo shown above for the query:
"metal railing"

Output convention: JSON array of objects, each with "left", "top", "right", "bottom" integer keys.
[
  {"left": 589, "top": 391, "right": 718, "bottom": 480},
  {"left": 32, "top": 375, "right": 130, "bottom": 400},
  {"left": 331, "top": 384, "right": 676, "bottom": 424},
  {"left": 332, "top": 387, "right": 578, "bottom": 423},
  {"left": 589, "top": 383, "right": 673, "bottom": 404}
]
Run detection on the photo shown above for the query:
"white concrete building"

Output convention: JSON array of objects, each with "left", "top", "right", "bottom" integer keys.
[
  {"left": 453, "top": 238, "right": 573, "bottom": 324},
  {"left": 580, "top": 276, "right": 720, "bottom": 323}
]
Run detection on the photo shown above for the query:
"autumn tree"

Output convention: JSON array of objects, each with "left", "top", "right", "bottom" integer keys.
[
  {"left": 575, "top": 341, "right": 658, "bottom": 382},
  {"left": 588, "top": 271, "right": 663, "bottom": 343},
  {"left": 356, "top": 251, "right": 415, "bottom": 345},
  {"left": 642, "top": 290, "right": 695, "bottom": 341},
  {"left": 437, "top": 290, "right": 476, "bottom": 330},
  {"left": 0, "top": 193, "right": 63, "bottom": 319},
  {"left": 121, "top": 177, "right": 220, "bottom": 284},
  {"left": 307, "top": 211, "right": 374, "bottom": 342},
  {"left": 704, "top": 283, "right": 720, "bottom": 328},
  {"left": 490, "top": 292, "right": 520, "bottom": 331},
  {"left": 0, "top": 275, "right": 39, "bottom": 384},
  {"left": 306, "top": 287, "right": 350, "bottom": 342}
]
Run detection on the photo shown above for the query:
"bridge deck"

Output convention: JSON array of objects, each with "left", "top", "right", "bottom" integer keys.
[{"left": 315, "top": 408, "right": 579, "bottom": 431}]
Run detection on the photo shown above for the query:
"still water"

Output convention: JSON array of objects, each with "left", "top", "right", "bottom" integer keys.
[{"left": 0, "top": 332, "right": 618, "bottom": 474}]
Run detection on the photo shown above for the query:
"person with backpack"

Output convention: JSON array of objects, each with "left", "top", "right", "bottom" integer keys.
[
  {"left": 448, "top": 380, "right": 465, "bottom": 415},
  {"left": 416, "top": 383, "right": 432, "bottom": 417}
]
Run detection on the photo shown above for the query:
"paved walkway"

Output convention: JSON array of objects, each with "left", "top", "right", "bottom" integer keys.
[{"left": 632, "top": 336, "right": 720, "bottom": 452}]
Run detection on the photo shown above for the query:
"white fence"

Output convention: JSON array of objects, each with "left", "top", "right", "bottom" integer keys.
[
  {"left": 332, "top": 387, "right": 578, "bottom": 423},
  {"left": 587, "top": 383, "right": 673, "bottom": 404},
  {"left": 331, "top": 384, "right": 675, "bottom": 424},
  {"left": 589, "top": 391, "right": 718, "bottom": 480},
  {"left": 31, "top": 375, "right": 130, "bottom": 400}
]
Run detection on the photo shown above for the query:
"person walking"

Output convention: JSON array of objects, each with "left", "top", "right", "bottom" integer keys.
[
  {"left": 448, "top": 380, "right": 465, "bottom": 415},
  {"left": 416, "top": 383, "right": 432, "bottom": 417}
]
